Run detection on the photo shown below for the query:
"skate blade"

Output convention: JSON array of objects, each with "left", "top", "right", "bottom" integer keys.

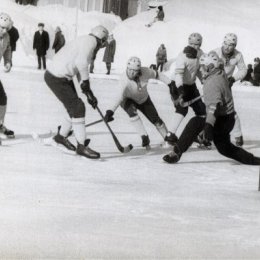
[
  {"left": 160, "top": 141, "right": 172, "bottom": 148},
  {"left": 197, "top": 144, "right": 212, "bottom": 150},
  {"left": 0, "top": 133, "right": 15, "bottom": 139}
]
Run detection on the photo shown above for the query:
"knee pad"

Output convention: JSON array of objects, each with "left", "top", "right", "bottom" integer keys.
[
  {"left": 175, "top": 104, "right": 188, "bottom": 116},
  {"left": 70, "top": 98, "right": 85, "bottom": 118}
]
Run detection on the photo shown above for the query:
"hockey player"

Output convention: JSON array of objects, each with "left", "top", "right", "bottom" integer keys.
[
  {"left": 163, "top": 52, "right": 260, "bottom": 165},
  {"left": 44, "top": 25, "right": 109, "bottom": 159},
  {"left": 213, "top": 33, "right": 247, "bottom": 146},
  {"left": 103, "top": 56, "right": 177, "bottom": 148},
  {"left": 168, "top": 33, "right": 206, "bottom": 144},
  {"left": 0, "top": 13, "right": 15, "bottom": 140}
]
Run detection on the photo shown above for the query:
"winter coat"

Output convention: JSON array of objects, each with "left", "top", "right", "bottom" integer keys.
[
  {"left": 213, "top": 47, "right": 247, "bottom": 81},
  {"left": 156, "top": 46, "right": 167, "bottom": 63},
  {"left": 103, "top": 39, "right": 116, "bottom": 63},
  {"left": 8, "top": 26, "right": 19, "bottom": 52},
  {"left": 0, "top": 33, "right": 12, "bottom": 64},
  {"left": 47, "top": 35, "right": 98, "bottom": 81},
  {"left": 52, "top": 31, "right": 65, "bottom": 53},
  {"left": 156, "top": 10, "right": 164, "bottom": 21},
  {"left": 33, "top": 30, "right": 49, "bottom": 56}
]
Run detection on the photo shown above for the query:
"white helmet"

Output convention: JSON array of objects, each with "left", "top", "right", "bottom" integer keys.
[
  {"left": 0, "top": 13, "right": 12, "bottom": 29},
  {"left": 223, "top": 33, "right": 237, "bottom": 46},
  {"left": 127, "top": 57, "right": 141, "bottom": 70},
  {"left": 91, "top": 25, "right": 109, "bottom": 41},
  {"left": 199, "top": 51, "right": 221, "bottom": 74},
  {"left": 188, "top": 33, "right": 203, "bottom": 46}
]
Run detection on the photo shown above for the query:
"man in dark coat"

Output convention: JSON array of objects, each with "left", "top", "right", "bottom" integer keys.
[
  {"left": 52, "top": 26, "right": 65, "bottom": 53},
  {"left": 156, "top": 43, "right": 167, "bottom": 72},
  {"left": 33, "top": 23, "right": 49, "bottom": 70},
  {"left": 6, "top": 22, "right": 19, "bottom": 66},
  {"left": 103, "top": 34, "right": 116, "bottom": 75}
]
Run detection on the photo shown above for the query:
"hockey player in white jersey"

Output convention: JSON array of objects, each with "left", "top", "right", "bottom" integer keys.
[
  {"left": 168, "top": 33, "right": 206, "bottom": 141},
  {"left": 213, "top": 33, "right": 247, "bottom": 146},
  {"left": 44, "top": 25, "right": 109, "bottom": 159},
  {"left": 0, "top": 13, "right": 15, "bottom": 140},
  {"left": 103, "top": 56, "right": 178, "bottom": 148}
]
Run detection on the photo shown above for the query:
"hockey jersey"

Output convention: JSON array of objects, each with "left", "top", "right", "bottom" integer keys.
[
  {"left": 203, "top": 69, "right": 234, "bottom": 126},
  {"left": 175, "top": 49, "right": 203, "bottom": 87},
  {"left": 48, "top": 35, "right": 97, "bottom": 81},
  {"left": 213, "top": 47, "right": 247, "bottom": 81},
  {"left": 111, "top": 67, "right": 170, "bottom": 112}
]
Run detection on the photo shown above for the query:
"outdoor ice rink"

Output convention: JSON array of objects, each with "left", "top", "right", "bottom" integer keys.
[{"left": 1, "top": 69, "right": 260, "bottom": 258}]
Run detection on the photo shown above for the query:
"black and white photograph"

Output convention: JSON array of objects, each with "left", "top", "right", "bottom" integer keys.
[{"left": 1, "top": 0, "right": 260, "bottom": 258}]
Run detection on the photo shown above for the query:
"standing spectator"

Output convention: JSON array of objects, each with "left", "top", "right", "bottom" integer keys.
[
  {"left": 52, "top": 26, "right": 65, "bottom": 54},
  {"left": 241, "top": 64, "right": 253, "bottom": 84},
  {"left": 33, "top": 23, "right": 49, "bottom": 70},
  {"left": 0, "top": 13, "right": 15, "bottom": 139},
  {"left": 103, "top": 34, "right": 116, "bottom": 75},
  {"left": 156, "top": 43, "right": 167, "bottom": 71},
  {"left": 5, "top": 21, "right": 19, "bottom": 67},
  {"left": 156, "top": 6, "right": 165, "bottom": 21},
  {"left": 253, "top": 57, "right": 260, "bottom": 86}
]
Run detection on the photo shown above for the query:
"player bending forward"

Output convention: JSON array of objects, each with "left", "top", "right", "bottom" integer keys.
[
  {"left": 104, "top": 56, "right": 177, "bottom": 148},
  {"left": 44, "top": 25, "right": 109, "bottom": 159},
  {"left": 163, "top": 52, "right": 260, "bottom": 165}
]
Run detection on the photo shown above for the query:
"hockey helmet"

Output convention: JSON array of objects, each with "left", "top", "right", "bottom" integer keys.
[
  {"left": 199, "top": 51, "right": 221, "bottom": 76},
  {"left": 223, "top": 33, "right": 237, "bottom": 46},
  {"left": 0, "top": 13, "right": 12, "bottom": 29},
  {"left": 126, "top": 57, "right": 141, "bottom": 80},
  {"left": 188, "top": 33, "right": 203, "bottom": 46},
  {"left": 91, "top": 25, "right": 109, "bottom": 42}
]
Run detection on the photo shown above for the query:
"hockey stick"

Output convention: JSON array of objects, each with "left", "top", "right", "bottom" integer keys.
[
  {"left": 180, "top": 95, "right": 203, "bottom": 107},
  {"left": 85, "top": 119, "right": 103, "bottom": 128},
  {"left": 96, "top": 106, "right": 133, "bottom": 153}
]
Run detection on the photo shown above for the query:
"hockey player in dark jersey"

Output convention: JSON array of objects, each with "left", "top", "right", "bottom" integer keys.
[{"left": 163, "top": 51, "right": 260, "bottom": 165}]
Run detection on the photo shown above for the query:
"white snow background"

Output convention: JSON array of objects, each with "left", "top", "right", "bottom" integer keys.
[{"left": 1, "top": 0, "right": 260, "bottom": 258}]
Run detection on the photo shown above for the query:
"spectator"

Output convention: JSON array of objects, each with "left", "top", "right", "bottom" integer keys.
[
  {"left": 33, "top": 23, "right": 49, "bottom": 70},
  {"left": 253, "top": 57, "right": 260, "bottom": 86},
  {"left": 156, "top": 43, "right": 167, "bottom": 71},
  {"left": 5, "top": 21, "right": 19, "bottom": 67},
  {"left": 156, "top": 6, "right": 165, "bottom": 21},
  {"left": 103, "top": 34, "right": 116, "bottom": 75},
  {"left": 241, "top": 64, "right": 253, "bottom": 84},
  {"left": 52, "top": 26, "right": 65, "bottom": 54}
]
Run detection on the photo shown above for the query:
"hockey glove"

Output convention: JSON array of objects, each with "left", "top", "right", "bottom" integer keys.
[
  {"left": 168, "top": 81, "right": 179, "bottom": 100},
  {"left": 202, "top": 123, "right": 214, "bottom": 143},
  {"left": 104, "top": 110, "right": 114, "bottom": 123},
  {"left": 228, "top": 77, "right": 235, "bottom": 88},
  {"left": 80, "top": 80, "right": 98, "bottom": 109}
]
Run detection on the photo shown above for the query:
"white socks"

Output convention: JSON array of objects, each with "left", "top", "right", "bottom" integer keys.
[
  {"left": 231, "top": 113, "right": 243, "bottom": 138},
  {"left": 169, "top": 113, "right": 184, "bottom": 133},
  {"left": 156, "top": 122, "right": 168, "bottom": 138},
  {"left": 72, "top": 117, "right": 86, "bottom": 144},
  {"left": 59, "top": 117, "right": 72, "bottom": 137}
]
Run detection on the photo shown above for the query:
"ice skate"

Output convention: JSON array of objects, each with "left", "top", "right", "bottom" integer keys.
[
  {"left": 141, "top": 135, "right": 151, "bottom": 150},
  {"left": 76, "top": 139, "right": 100, "bottom": 159},
  {"left": 164, "top": 131, "right": 178, "bottom": 146},
  {"left": 0, "top": 124, "right": 15, "bottom": 139},
  {"left": 163, "top": 145, "right": 182, "bottom": 164},
  {"left": 53, "top": 126, "right": 76, "bottom": 152}
]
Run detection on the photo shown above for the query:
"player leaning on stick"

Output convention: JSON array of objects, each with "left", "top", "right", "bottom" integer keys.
[
  {"left": 168, "top": 33, "right": 208, "bottom": 146},
  {"left": 44, "top": 25, "right": 109, "bottom": 159},
  {"left": 163, "top": 51, "right": 260, "bottom": 165},
  {"left": 103, "top": 56, "right": 178, "bottom": 148},
  {"left": 0, "top": 13, "right": 15, "bottom": 140},
  {"left": 213, "top": 33, "right": 247, "bottom": 146}
]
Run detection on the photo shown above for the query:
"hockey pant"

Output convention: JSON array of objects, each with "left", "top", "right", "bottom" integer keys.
[
  {"left": 0, "top": 80, "right": 7, "bottom": 125},
  {"left": 213, "top": 113, "right": 255, "bottom": 164}
]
